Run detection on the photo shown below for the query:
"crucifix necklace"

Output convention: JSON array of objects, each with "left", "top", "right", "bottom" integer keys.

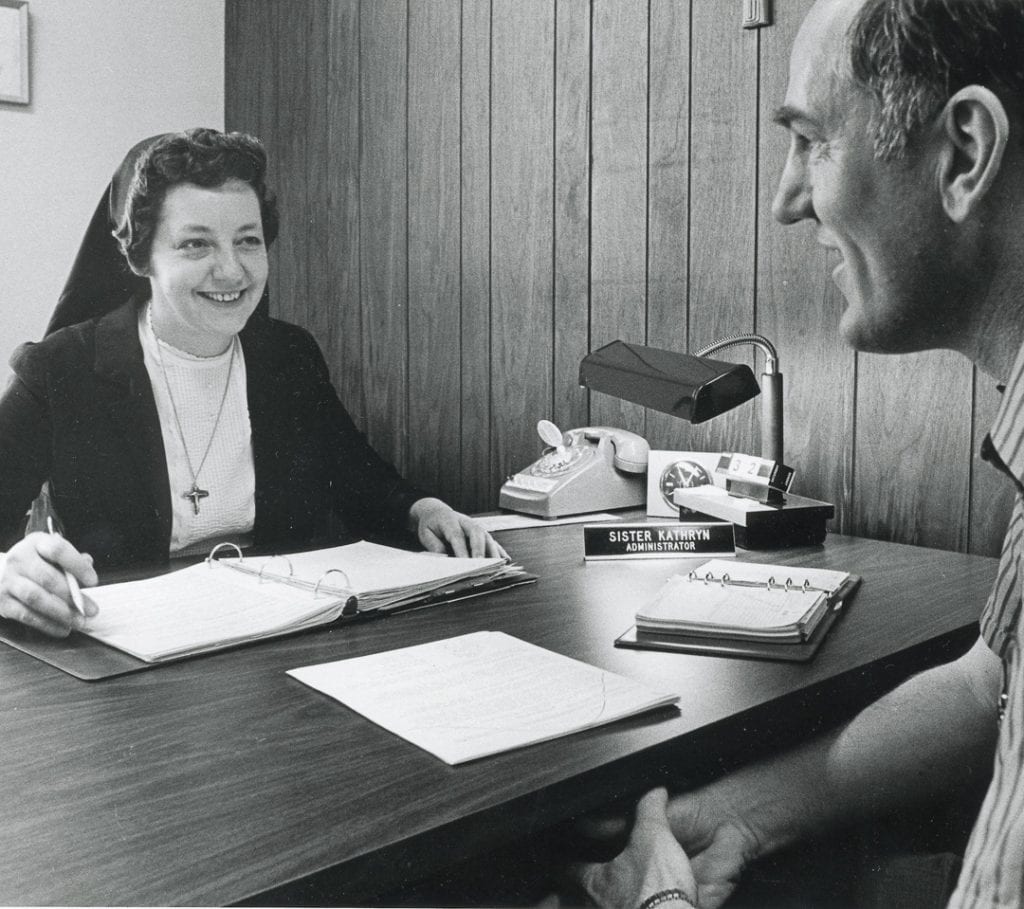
[{"left": 151, "top": 309, "right": 237, "bottom": 516}]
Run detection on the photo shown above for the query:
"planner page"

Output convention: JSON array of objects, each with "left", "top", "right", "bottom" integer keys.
[
  {"left": 640, "top": 579, "right": 814, "bottom": 627},
  {"left": 636, "top": 559, "right": 851, "bottom": 638}
]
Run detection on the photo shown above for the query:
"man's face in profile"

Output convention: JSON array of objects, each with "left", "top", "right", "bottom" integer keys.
[{"left": 772, "top": 0, "right": 958, "bottom": 355}]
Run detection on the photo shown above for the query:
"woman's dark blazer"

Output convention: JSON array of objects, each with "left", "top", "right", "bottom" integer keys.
[{"left": 0, "top": 299, "right": 424, "bottom": 566}]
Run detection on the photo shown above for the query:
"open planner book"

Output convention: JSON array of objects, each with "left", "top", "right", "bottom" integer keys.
[
  {"left": 616, "top": 559, "right": 860, "bottom": 662},
  {"left": 81, "top": 541, "right": 531, "bottom": 664}
]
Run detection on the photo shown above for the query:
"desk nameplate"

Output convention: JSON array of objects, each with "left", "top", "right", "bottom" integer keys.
[{"left": 583, "top": 521, "right": 736, "bottom": 560}]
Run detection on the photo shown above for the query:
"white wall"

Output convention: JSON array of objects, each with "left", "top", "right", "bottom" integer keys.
[{"left": 0, "top": 0, "right": 224, "bottom": 379}]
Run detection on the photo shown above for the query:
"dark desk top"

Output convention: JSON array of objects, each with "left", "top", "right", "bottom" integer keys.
[{"left": 0, "top": 525, "right": 996, "bottom": 906}]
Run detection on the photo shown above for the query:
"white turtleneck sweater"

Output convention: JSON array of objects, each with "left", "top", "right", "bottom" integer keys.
[{"left": 138, "top": 305, "right": 256, "bottom": 556}]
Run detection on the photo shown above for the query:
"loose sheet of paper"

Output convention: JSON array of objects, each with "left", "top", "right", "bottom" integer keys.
[
  {"left": 288, "top": 631, "right": 679, "bottom": 764},
  {"left": 472, "top": 513, "right": 620, "bottom": 532}
]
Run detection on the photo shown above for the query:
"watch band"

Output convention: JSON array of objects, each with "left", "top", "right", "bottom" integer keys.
[{"left": 637, "top": 888, "right": 696, "bottom": 909}]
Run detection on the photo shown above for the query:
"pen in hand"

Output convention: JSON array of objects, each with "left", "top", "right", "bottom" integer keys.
[{"left": 46, "top": 516, "right": 87, "bottom": 617}]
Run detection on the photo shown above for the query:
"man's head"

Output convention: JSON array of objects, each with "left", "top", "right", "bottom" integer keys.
[
  {"left": 773, "top": 0, "right": 1024, "bottom": 364},
  {"left": 848, "top": 0, "right": 1024, "bottom": 162}
]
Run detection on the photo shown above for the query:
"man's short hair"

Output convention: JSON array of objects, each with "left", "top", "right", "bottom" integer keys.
[{"left": 848, "top": 0, "right": 1024, "bottom": 160}]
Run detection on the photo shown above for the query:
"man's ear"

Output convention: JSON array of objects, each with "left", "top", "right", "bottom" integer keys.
[{"left": 936, "top": 85, "right": 1009, "bottom": 222}]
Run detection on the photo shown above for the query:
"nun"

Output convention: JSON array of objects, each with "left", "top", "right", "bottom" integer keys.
[{"left": 0, "top": 128, "right": 503, "bottom": 637}]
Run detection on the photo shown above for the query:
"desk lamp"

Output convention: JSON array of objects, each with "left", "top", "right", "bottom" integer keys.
[
  {"left": 578, "top": 336, "right": 781, "bottom": 459},
  {"left": 578, "top": 337, "right": 833, "bottom": 547}
]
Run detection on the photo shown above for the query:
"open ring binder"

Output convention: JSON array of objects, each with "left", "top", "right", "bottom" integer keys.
[
  {"left": 258, "top": 555, "right": 295, "bottom": 582},
  {"left": 207, "top": 542, "right": 244, "bottom": 564},
  {"left": 1, "top": 539, "right": 534, "bottom": 679},
  {"left": 207, "top": 545, "right": 360, "bottom": 616},
  {"left": 314, "top": 569, "right": 358, "bottom": 616}
]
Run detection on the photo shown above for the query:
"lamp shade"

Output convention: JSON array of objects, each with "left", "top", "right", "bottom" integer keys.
[{"left": 579, "top": 340, "right": 760, "bottom": 424}]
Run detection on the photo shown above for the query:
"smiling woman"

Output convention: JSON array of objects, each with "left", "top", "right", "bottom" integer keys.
[
  {"left": 145, "top": 180, "right": 269, "bottom": 355},
  {"left": 0, "top": 128, "right": 504, "bottom": 638}
]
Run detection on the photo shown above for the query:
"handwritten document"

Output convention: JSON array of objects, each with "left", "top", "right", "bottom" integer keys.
[
  {"left": 85, "top": 564, "right": 345, "bottom": 661},
  {"left": 288, "top": 631, "right": 679, "bottom": 764}
]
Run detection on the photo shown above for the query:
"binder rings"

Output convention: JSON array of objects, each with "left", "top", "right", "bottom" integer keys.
[
  {"left": 616, "top": 559, "right": 861, "bottom": 662},
  {"left": 0, "top": 541, "right": 534, "bottom": 680}
]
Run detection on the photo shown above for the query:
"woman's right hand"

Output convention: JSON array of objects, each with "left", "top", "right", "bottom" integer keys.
[{"left": 0, "top": 532, "right": 98, "bottom": 637}]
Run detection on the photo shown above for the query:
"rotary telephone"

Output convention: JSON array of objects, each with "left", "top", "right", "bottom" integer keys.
[{"left": 498, "top": 420, "right": 649, "bottom": 518}]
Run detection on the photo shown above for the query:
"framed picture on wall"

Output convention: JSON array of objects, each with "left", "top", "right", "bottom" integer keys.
[{"left": 0, "top": 0, "right": 29, "bottom": 105}]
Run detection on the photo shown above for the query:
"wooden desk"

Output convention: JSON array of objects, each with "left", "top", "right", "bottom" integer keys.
[{"left": 0, "top": 527, "right": 996, "bottom": 906}]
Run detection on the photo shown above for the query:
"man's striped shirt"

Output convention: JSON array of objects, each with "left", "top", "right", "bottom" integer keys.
[{"left": 950, "top": 340, "right": 1024, "bottom": 908}]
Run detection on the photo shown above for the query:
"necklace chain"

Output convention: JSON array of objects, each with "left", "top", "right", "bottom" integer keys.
[{"left": 148, "top": 304, "right": 237, "bottom": 512}]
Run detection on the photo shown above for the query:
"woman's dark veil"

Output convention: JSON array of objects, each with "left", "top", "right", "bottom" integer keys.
[{"left": 45, "top": 132, "right": 270, "bottom": 337}]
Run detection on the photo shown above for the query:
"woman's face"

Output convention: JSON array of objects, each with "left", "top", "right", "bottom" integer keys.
[{"left": 146, "top": 178, "right": 268, "bottom": 356}]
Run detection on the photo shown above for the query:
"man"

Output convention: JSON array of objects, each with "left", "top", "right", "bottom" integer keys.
[{"left": 574, "top": 1, "right": 1024, "bottom": 907}]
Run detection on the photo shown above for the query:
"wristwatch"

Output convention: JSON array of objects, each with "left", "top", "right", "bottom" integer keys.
[{"left": 638, "top": 888, "right": 697, "bottom": 909}]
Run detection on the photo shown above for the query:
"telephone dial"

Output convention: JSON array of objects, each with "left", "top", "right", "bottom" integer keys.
[{"left": 498, "top": 420, "right": 650, "bottom": 518}]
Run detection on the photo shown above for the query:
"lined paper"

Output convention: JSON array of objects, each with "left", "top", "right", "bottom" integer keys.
[
  {"left": 640, "top": 580, "right": 817, "bottom": 630},
  {"left": 84, "top": 564, "right": 343, "bottom": 661}
]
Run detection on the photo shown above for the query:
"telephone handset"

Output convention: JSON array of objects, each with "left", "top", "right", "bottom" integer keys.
[{"left": 499, "top": 421, "right": 650, "bottom": 518}]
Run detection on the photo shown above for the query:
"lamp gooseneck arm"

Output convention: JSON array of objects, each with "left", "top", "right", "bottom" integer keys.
[
  {"left": 694, "top": 334, "right": 779, "bottom": 375},
  {"left": 693, "top": 334, "right": 784, "bottom": 464}
]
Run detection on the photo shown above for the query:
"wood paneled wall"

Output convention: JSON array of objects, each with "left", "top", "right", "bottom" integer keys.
[{"left": 225, "top": 0, "right": 1014, "bottom": 556}]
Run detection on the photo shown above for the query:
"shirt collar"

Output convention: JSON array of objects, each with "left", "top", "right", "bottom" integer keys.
[{"left": 987, "top": 338, "right": 1024, "bottom": 486}]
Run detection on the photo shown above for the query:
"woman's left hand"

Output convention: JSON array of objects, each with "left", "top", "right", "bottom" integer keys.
[{"left": 408, "top": 498, "right": 508, "bottom": 559}]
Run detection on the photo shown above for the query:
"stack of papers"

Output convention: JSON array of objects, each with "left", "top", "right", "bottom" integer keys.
[
  {"left": 235, "top": 542, "right": 524, "bottom": 613},
  {"left": 288, "top": 631, "right": 680, "bottom": 764}
]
